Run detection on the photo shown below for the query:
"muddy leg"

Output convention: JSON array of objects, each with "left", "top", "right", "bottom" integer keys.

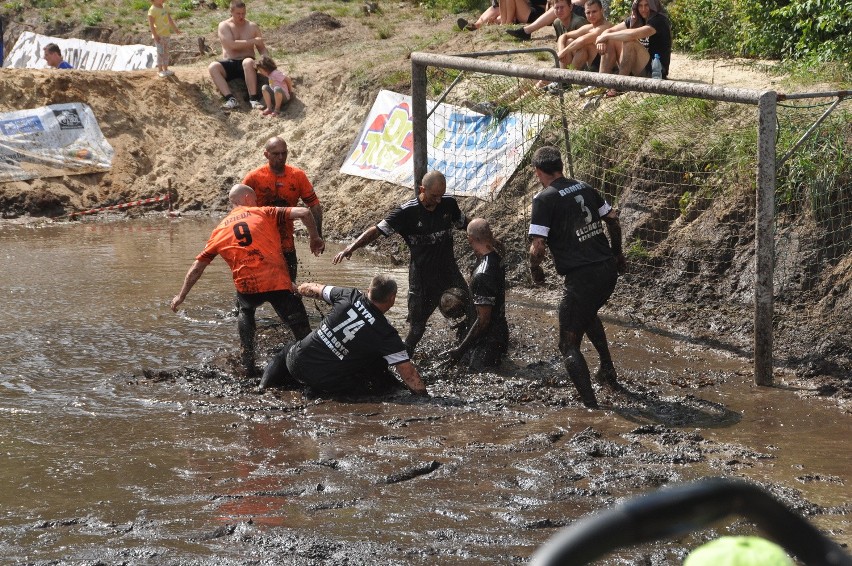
[
  {"left": 560, "top": 331, "right": 598, "bottom": 408},
  {"left": 586, "top": 316, "right": 623, "bottom": 391},
  {"left": 259, "top": 348, "right": 290, "bottom": 391},
  {"left": 238, "top": 305, "right": 257, "bottom": 377}
]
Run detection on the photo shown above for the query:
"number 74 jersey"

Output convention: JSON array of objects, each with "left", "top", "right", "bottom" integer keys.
[{"left": 197, "top": 205, "right": 294, "bottom": 294}]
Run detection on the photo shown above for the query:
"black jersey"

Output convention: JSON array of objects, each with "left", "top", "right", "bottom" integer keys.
[
  {"left": 625, "top": 12, "right": 672, "bottom": 78},
  {"left": 528, "top": 177, "right": 614, "bottom": 274},
  {"left": 470, "top": 251, "right": 509, "bottom": 347},
  {"left": 377, "top": 196, "right": 468, "bottom": 273},
  {"left": 289, "top": 287, "right": 409, "bottom": 391}
]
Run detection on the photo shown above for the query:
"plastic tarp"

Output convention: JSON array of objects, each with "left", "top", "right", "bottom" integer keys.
[
  {"left": 0, "top": 103, "right": 114, "bottom": 183},
  {"left": 3, "top": 31, "right": 156, "bottom": 70}
]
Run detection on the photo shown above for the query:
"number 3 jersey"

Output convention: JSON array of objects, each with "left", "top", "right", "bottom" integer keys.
[
  {"left": 528, "top": 177, "right": 614, "bottom": 274},
  {"left": 288, "top": 286, "right": 410, "bottom": 390},
  {"left": 196, "top": 205, "right": 293, "bottom": 294}
]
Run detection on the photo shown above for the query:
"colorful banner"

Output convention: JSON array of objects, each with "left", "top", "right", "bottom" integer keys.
[
  {"left": 0, "top": 103, "right": 114, "bottom": 183},
  {"left": 3, "top": 32, "right": 156, "bottom": 70},
  {"left": 340, "top": 90, "right": 548, "bottom": 200}
]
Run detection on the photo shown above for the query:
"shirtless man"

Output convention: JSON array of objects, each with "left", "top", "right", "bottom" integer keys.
[
  {"left": 556, "top": 0, "right": 612, "bottom": 71},
  {"left": 208, "top": 0, "right": 268, "bottom": 110}
]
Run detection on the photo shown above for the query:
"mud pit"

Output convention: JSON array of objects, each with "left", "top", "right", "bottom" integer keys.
[{"left": 129, "top": 301, "right": 850, "bottom": 565}]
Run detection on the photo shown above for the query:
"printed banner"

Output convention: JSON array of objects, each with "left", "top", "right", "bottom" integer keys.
[
  {"left": 3, "top": 32, "right": 156, "bottom": 70},
  {"left": 340, "top": 90, "right": 548, "bottom": 200},
  {"left": 0, "top": 103, "right": 114, "bottom": 183}
]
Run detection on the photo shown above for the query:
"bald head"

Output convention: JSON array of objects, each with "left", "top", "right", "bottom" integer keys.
[
  {"left": 422, "top": 170, "right": 446, "bottom": 191},
  {"left": 467, "top": 218, "right": 494, "bottom": 243},
  {"left": 229, "top": 184, "right": 257, "bottom": 206},
  {"left": 419, "top": 170, "right": 447, "bottom": 211},
  {"left": 466, "top": 217, "right": 496, "bottom": 256},
  {"left": 265, "top": 136, "right": 286, "bottom": 151}
]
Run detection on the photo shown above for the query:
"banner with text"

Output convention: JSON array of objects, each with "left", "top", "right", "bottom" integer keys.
[
  {"left": 3, "top": 32, "right": 156, "bottom": 70},
  {"left": 340, "top": 90, "right": 547, "bottom": 200},
  {"left": 0, "top": 103, "right": 114, "bottom": 183}
]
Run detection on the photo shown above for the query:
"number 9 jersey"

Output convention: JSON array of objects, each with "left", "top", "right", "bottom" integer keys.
[{"left": 196, "top": 206, "right": 294, "bottom": 294}]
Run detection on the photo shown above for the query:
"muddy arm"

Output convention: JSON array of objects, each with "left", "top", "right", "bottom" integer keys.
[
  {"left": 333, "top": 226, "right": 381, "bottom": 264},
  {"left": 171, "top": 259, "right": 210, "bottom": 311},
  {"left": 395, "top": 361, "right": 428, "bottom": 396}
]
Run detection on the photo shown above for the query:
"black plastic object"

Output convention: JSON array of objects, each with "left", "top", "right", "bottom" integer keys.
[{"left": 528, "top": 477, "right": 852, "bottom": 566}]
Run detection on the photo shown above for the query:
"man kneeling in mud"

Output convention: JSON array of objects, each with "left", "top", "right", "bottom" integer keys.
[{"left": 259, "top": 274, "right": 428, "bottom": 397}]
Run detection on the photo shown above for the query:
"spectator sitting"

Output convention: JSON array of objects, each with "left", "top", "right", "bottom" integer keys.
[
  {"left": 595, "top": 0, "right": 671, "bottom": 95},
  {"left": 500, "top": 0, "right": 548, "bottom": 29},
  {"left": 208, "top": 0, "right": 268, "bottom": 110},
  {"left": 505, "top": 0, "right": 587, "bottom": 40},
  {"left": 43, "top": 43, "right": 72, "bottom": 69},
  {"left": 255, "top": 55, "right": 293, "bottom": 116},
  {"left": 556, "top": 0, "right": 612, "bottom": 71},
  {"left": 457, "top": 1, "right": 501, "bottom": 31}
]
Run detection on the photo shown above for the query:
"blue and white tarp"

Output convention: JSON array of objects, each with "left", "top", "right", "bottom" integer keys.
[
  {"left": 3, "top": 32, "right": 156, "bottom": 70},
  {"left": 0, "top": 103, "right": 114, "bottom": 183},
  {"left": 340, "top": 90, "right": 547, "bottom": 200}
]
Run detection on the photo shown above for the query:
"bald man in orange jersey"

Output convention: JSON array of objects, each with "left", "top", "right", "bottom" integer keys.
[{"left": 171, "top": 184, "right": 324, "bottom": 377}]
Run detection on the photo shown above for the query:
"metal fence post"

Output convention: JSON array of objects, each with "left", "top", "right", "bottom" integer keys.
[
  {"left": 755, "top": 91, "right": 777, "bottom": 386},
  {"left": 411, "top": 59, "right": 428, "bottom": 199}
]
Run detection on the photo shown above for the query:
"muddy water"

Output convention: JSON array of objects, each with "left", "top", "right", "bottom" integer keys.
[{"left": 0, "top": 217, "right": 849, "bottom": 565}]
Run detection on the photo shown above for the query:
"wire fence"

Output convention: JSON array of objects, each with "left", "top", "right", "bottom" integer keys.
[{"left": 413, "top": 50, "right": 851, "bottom": 379}]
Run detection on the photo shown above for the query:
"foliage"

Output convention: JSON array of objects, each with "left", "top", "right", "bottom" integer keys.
[
  {"left": 667, "top": 0, "right": 852, "bottom": 62},
  {"left": 82, "top": 8, "right": 103, "bottom": 25},
  {"left": 420, "top": 0, "right": 489, "bottom": 15}
]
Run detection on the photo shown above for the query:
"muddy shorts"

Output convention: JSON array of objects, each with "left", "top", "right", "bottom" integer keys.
[
  {"left": 407, "top": 265, "right": 470, "bottom": 327},
  {"left": 558, "top": 257, "right": 617, "bottom": 334},
  {"left": 287, "top": 347, "right": 401, "bottom": 395},
  {"left": 236, "top": 289, "right": 309, "bottom": 330}
]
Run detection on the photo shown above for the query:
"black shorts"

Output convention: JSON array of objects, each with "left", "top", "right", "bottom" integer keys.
[
  {"left": 236, "top": 289, "right": 309, "bottom": 329},
  {"left": 558, "top": 257, "right": 617, "bottom": 334},
  {"left": 286, "top": 347, "right": 400, "bottom": 395},
  {"left": 219, "top": 58, "right": 249, "bottom": 82},
  {"left": 407, "top": 265, "right": 469, "bottom": 326},
  {"left": 528, "top": 3, "right": 546, "bottom": 22}
]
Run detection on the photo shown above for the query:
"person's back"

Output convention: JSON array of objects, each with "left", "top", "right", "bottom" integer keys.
[
  {"left": 288, "top": 287, "right": 403, "bottom": 390},
  {"left": 531, "top": 177, "right": 614, "bottom": 274},
  {"left": 200, "top": 205, "right": 291, "bottom": 294}
]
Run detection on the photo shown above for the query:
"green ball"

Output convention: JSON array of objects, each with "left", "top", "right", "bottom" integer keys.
[{"left": 684, "top": 536, "right": 794, "bottom": 566}]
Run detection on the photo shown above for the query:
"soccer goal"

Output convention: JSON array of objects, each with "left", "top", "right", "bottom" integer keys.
[{"left": 410, "top": 50, "right": 851, "bottom": 385}]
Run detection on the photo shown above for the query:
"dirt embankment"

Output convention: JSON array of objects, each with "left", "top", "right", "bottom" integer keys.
[{"left": 1, "top": 9, "right": 849, "bottom": 392}]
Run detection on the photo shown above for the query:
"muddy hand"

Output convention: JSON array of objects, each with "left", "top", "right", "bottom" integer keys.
[
  {"left": 310, "top": 237, "right": 325, "bottom": 256},
  {"left": 332, "top": 248, "right": 351, "bottom": 265}
]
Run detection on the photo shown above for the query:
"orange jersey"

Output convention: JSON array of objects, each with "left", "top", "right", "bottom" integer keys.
[
  {"left": 197, "top": 206, "right": 293, "bottom": 294},
  {"left": 242, "top": 164, "right": 319, "bottom": 252}
]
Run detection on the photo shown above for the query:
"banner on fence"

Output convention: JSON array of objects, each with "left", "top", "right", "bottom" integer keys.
[
  {"left": 0, "top": 103, "right": 114, "bottom": 183},
  {"left": 3, "top": 31, "right": 156, "bottom": 70},
  {"left": 340, "top": 90, "right": 547, "bottom": 199}
]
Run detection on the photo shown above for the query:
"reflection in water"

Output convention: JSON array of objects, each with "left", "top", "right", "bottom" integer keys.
[{"left": 0, "top": 217, "right": 849, "bottom": 563}]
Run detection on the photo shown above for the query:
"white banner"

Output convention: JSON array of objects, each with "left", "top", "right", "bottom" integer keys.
[
  {"left": 340, "top": 90, "right": 548, "bottom": 200},
  {"left": 0, "top": 103, "right": 114, "bottom": 183},
  {"left": 3, "top": 32, "right": 156, "bottom": 70}
]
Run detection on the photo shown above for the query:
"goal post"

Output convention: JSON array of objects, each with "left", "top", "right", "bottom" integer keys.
[{"left": 411, "top": 51, "right": 778, "bottom": 385}]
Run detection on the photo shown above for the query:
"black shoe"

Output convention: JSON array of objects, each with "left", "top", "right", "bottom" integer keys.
[
  {"left": 457, "top": 17, "right": 475, "bottom": 31},
  {"left": 506, "top": 27, "right": 531, "bottom": 41}
]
